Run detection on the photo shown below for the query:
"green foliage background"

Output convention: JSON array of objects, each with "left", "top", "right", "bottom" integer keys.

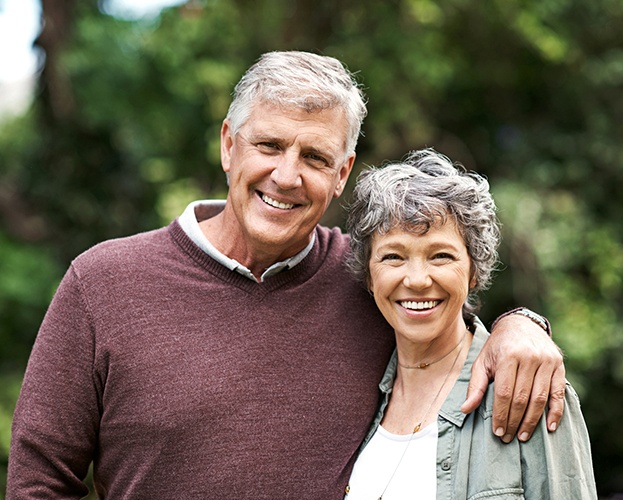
[{"left": 1, "top": 0, "right": 622, "bottom": 497}]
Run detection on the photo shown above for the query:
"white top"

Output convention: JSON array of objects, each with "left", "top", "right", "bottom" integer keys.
[{"left": 346, "top": 422, "right": 438, "bottom": 500}]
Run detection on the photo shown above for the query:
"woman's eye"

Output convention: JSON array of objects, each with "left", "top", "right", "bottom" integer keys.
[
  {"left": 433, "top": 253, "right": 454, "bottom": 261},
  {"left": 380, "top": 253, "right": 402, "bottom": 262}
]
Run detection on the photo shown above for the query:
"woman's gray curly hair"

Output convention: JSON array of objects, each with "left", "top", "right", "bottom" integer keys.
[{"left": 346, "top": 148, "right": 501, "bottom": 314}]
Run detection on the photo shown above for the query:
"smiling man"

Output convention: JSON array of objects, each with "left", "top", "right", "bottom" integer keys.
[
  {"left": 8, "top": 51, "right": 565, "bottom": 499},
  {"left": 202, "top": 102, "right": 354, "bottom": 277}
]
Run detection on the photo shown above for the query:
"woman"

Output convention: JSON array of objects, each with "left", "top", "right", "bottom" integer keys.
[{"left": 344, "top": 149, "right": 596, "bottom": 499}]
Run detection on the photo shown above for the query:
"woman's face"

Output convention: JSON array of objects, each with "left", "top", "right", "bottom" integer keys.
[{"left": 368, "top": 220, "right": 474, "bottom": 347}]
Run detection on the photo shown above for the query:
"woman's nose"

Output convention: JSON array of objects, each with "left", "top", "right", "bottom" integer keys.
[{"left": 403, "top": 261, "right": 433, "bottom": 290}]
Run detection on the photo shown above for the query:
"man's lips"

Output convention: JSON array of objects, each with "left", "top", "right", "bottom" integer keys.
[{"left": 259, "top": 192, "right": 296, "bottom": 210}]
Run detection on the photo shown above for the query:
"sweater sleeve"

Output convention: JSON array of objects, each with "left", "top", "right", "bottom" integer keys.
[
  {"left": 521, "top": 382, "right": 597, "bottom": 499},
  {"left": 7, "top": 265, "right": 99, "bottom": 499}
]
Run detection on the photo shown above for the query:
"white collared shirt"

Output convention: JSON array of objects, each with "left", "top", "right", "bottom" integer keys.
[{"left": 178, "top": 200, "right": 315, "bottom": 283}]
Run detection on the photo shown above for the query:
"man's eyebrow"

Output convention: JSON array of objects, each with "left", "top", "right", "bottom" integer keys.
[
  {"left": 245, "top": 132, "right": 281, "bottom": 143},
  {"left": 303, "top": 145, "right": 341, "bottom": 163},
  {"left": 304, "top": 146, "right": 328, "bottom": 157},
  {"left": 244, "top": 130, "right": 342, "bottom": 164}
]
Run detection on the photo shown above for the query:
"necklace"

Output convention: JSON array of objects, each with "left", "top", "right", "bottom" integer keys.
[
  {"left": 397, "top": 330, "right": 467, "bottom": 370},
  {"left": 376, "top": 330, "right": 467, "bottom": 500}
]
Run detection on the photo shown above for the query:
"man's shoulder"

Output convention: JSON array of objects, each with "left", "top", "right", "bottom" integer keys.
[
  {"left": 313, "top": 225, "right": 356, "bottom": 276},
  {"left": 72, "top": 224, "right": 173, "bottom": 273},
  {"left": 315, "top": 224, "right": 350, "bottom": 252}
]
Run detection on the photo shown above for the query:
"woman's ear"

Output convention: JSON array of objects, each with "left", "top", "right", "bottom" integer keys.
[{"left": 469, "top": 271, "right": 477, "bottom": 290}]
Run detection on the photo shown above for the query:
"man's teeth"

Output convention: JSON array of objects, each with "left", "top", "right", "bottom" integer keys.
[
  {"left": 400, "top": 300, "right": 440, "bottom": 310},
  {"left": 262, "top": 194, "right": 295, "bottom": 210}
]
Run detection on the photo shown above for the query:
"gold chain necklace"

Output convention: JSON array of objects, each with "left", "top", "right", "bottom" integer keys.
[
  {"left": 376, "top": 330, "right": 467, "bottom": 500},
  {"left": 397, "top": 330, "right": 467, "bottom": 370}
]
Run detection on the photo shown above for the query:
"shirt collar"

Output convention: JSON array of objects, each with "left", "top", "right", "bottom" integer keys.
[
  {"left": 438, "top": 317, "right": 488, "bottom": 428},
  {"left": 178, "top": 200, "right": 315, "bottom": 283}
]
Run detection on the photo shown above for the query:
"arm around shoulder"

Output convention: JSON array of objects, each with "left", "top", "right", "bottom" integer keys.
[{"left": 464, "top": 308, "right": 566, "bottom": 443}]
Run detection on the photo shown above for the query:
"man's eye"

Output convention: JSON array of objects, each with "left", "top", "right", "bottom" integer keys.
[
  {"left": 303, "top": 151, "right": 330, "bottom": 165},
  {"left": 258, "top": 142, "right": 279, "bottom": 150}
]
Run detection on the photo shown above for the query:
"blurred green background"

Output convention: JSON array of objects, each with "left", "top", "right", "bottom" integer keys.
[{"left": 1, "top": 0, "right": 622, "bottom": 497}]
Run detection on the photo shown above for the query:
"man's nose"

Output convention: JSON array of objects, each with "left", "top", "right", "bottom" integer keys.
[{"left": 270, "top": 152, "right": 303, "bottom": 189}]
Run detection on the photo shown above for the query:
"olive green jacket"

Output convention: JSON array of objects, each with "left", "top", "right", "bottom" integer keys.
[{"left": 358, "top": 318, "right": 597, "bottom": 499}]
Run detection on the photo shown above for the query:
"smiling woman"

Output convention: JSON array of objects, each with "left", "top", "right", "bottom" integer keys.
[
  {"left": 344, "top": 148, "right": 597, "bottom": 500},
  {"left": 368, "top": 221, "right": 473, "bottom": 359}
]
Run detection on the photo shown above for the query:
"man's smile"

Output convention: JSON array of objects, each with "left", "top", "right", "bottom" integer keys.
[{"left": 260, "top": 192, "right": 297, "bottom": 210}]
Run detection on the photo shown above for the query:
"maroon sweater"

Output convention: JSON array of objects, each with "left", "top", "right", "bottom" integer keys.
[{"left": 8, "top": 220, "right": 395, "bottom": 499}]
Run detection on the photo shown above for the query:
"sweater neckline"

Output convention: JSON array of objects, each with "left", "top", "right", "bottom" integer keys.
[{"left": 167, "top": 219, "right": 329, "bottom": 294}]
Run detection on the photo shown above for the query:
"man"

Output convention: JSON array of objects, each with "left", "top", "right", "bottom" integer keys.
[{"left": 8, "top": 51, "right": 564, "bottom": 499}]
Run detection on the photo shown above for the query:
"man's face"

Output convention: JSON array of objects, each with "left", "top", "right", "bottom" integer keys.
[{"left": 221, "top": 102, "right": 355, "bottom": 261}]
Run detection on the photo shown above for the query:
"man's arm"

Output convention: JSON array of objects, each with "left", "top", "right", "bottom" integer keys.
[
  {"left": 7, "top": 267, "right": 97, "bottom": 498},
  {"left": 461, "top": 309, "right": 566, "bottom": 443}
]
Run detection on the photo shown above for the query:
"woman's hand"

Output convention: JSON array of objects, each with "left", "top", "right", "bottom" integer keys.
[{"left": 461, "top": 313, "right": 565, "bottom": 443}]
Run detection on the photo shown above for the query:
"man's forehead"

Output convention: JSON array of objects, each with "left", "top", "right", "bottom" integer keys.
[
  {"left": 243, "top": 103, "right": 349, "bottom": 149},
  {"left": 247, "top": 101, "right": 344, "bottom": 122}
]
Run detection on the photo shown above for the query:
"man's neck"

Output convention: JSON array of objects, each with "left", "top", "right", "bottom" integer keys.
[{"left": 198, "top": 210, "right": 311, "bottom": 280}]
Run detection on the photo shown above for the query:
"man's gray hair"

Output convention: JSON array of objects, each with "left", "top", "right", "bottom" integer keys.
[
  {"left": 226, "top": 51, "right": 368, "bottom": 156},
  {"left": 346, "top": 148, "right": 501, "bottom": 314}
]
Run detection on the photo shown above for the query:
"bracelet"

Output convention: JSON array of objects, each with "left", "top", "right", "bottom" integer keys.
[{"left": 512, "top": 308, "right": 549, "bottom": 333}]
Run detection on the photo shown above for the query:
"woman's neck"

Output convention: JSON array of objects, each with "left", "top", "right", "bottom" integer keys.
[
  {"left": 382, "top": 329, "right": 472, "bottom": 435},
  {"left": 395, "top": 319, "right": 470, "bottom": 371}
]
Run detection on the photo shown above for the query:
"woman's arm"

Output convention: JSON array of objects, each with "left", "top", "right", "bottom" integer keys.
[{"left": 521, "top": 382, "right": 597, "bottom": 499}]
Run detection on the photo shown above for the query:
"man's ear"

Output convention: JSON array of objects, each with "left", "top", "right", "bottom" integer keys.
[
  {"left": 221, "top": 119, "right": 234, "bottom": 173},
  {"left": 333, "top": 153, "right": 356, "bottom": 198}
]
